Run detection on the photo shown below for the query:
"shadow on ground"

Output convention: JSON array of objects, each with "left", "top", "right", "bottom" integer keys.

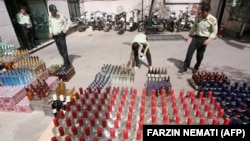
[
  {"left": 69, "top": 54, "right": 81, "bottom": 64},
  {"left": 221, "top": 37, "right": 249, "bottom": 50},
  {"left": 167, "top": 58, "right": 184, "bottom": 70}
]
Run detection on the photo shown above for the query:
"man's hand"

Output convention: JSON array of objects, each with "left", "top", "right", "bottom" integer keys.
[
  {"left": 204, "top": 38, "right": 211, "bottom": 46},
  {"left": 49, "top": 33, "right": 53, "bottom": 39},
  {"left": 63, "top": 30, "right": 67, "bottom": 34},
  {"left": 185, "top": 35, "right": 191, "bottom": 42}
]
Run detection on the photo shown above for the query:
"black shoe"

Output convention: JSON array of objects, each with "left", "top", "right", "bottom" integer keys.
[
  {"left": 192, "top": 68, "right": 198, "bottom": 73},
  {"left": 178, "top": 67, "right": 187, "bottom": 73}
]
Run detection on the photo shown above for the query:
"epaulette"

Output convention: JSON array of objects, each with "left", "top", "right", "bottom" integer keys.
[{"left": 209, "top": 16, "right": 216, "bottom": 22}]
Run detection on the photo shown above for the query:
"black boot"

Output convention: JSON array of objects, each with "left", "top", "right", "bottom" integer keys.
[{"left": 178, "top": 67, "right": 187, "bottom": 73}]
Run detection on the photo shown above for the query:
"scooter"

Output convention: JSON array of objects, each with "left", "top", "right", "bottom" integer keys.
[{"left": 76, "top": 11, "right": 88, "bottom": 32}]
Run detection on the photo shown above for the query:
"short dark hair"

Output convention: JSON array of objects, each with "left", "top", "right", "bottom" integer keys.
[
  {"left": 132, "top": 42, "right": 139, "bottom": 51},
  {"left": 20, "top": 6, "right": 26, "bottom": 10},
  {"left": 200, "top": 3, "right": 211, "bottom": 12}
]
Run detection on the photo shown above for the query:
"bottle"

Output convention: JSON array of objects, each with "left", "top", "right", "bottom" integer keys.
[{"left": 25, "top": 87, "right": 33, "bottom": 100}]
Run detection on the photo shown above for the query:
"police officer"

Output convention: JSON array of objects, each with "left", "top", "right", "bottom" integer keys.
[
  {"left": 16, "top": 6, "right": 35, "bottom": 50},
  {"left": 48, "top": 4, "right": 72, "bottom": 70},
  {"left": 178, "top": 3, "right": 218, "bottom": 73},
  {"left": 128, "top": 33, "right": 152, "bottom": 70}
]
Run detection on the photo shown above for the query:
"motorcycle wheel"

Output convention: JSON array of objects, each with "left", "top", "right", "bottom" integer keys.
[
  {"left": 177, "top": 24, "right": 184, "bottom": 32},
  {"left": 118, "top": 28, "right": 124, "bottom": 34},
  {"left": 103, "top": 26, "right": 110, "bottom": 32},
  {"left": 158, "top": 23, "right": 165, "bottom": 32},
  {"left": 78, "top": 25, "right": 83, "bottom": 32},
  {"left": 138, "top": 24, "right": 145, "bottom": 32}
]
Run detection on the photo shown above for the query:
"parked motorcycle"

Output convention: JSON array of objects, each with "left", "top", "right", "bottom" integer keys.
[
  {"left": 127, "top": 9, "right": 140, "bottom": 31},
  {"left": 165, "top": 9, "right": 177, "bottom": 32},
  {"left": 176, "top": 8, "right": 195, "bottom": 32},
  {"left": 92, "top": 11, "right": 105, "bottom": 31},
  {"left": 138, "top": 9, "right": 165, "bottom": 33},
  {"left": 114, "top": 12, "right": 126, "bottom": 34},
  {"left": 103, "top": 13, "right": 113, "bottom": 32},
  {"left": 76, "top": 11, "right": 88, "bottom": 32}
]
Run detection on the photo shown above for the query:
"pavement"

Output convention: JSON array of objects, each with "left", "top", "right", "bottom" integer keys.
[{"left": 0, "top": 28, "right": 249, "bottom": 141}]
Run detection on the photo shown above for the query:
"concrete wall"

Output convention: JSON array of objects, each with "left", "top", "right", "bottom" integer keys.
[
  {"left": 81, "top": 0, "right": 203, "bottom": 20},
  {"left": 0, "top": 0, "right": 20, "bottom": 47}
]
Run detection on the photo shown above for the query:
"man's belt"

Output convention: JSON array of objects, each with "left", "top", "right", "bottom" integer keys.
[{"left": 194, "top": 35, "right": 208, "bottom": 39}]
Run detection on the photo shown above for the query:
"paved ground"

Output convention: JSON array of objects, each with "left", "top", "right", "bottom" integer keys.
[{"left": 0, "top": 28, "right": 249, "bottom": 141}]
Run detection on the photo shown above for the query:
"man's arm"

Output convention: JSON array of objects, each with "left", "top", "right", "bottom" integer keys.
[
  {"left": 48, "top": 16, "right": 53, "bottom": 38},
  {"left": 63, "top": 16, "right": 72, "bottom": 33}
]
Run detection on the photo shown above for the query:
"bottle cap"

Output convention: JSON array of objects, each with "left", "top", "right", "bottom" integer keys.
[
  {"left": 173, "top": 107, "right": 178, "bottom": 115},
  {"left": 214, "top": 102, "right": 220, "bottom": 111},
  {"left": 199, "top": 117, "right": 206, "bottom": 125},
  {"left": 183, "top": 102, "right": 188, "bottom": 109},
  {"left": 52, "top": 94, "right": 57, "bottom": 100},
  {"left": 201, "top": 97, "right": 206, "bottom": 105},
  {"left": 161, "top": 113, "right": 167, "bottom": 121},
  {"left": 218, "top": 109, "right": 225, "bottom": 118},
  {"left": 66, "top": 117, "right": 71, "bottom": 127},
  {"left": 207, "top": 110, "right": 214, "bottom": 118},
  {"left": 66, "top": 96, "right": 71, "bottom": 103},
  {"left": 75, "top": 92, "right": 79, "bottom": 99},
  {"left": 187, "top": 116, "right": 193, "bottom": 125},
  {"left": 193, "top": 103, "right": 199, "bottom": 110},
  {"left": 53, "top": 118, "right": 59, "bottom": 127},
  {"left": 126, "top": 120, "right": 132, "bottom": 129},
  {"left": 123, "top": 129, "right": 128, "bottom": 139},
  {"left": 185, "top": 109, "right": 190, "bottom": 117},
  {"left": 175, "top": 115, "right": 180, "bottom": 124},
  {"left": 136, "top": 130, "right": 142, "bottom": 140},
  {"left": 191, "top": 97, "right": 195, "bottom": 104},
  {"left": 97, "top": 127, "right": 103, "bottom": 137},
  {"left": 207, "top": 91, "right": 213, "bottom": 98},
  {"left": 205, "top": 104, "right": 210, "bottom": 111},
  {"left": 65, "top": 136, "right": 71, "bottom": 141},
  {"left": 78, "top": 118, "right": 83, "bottom": 126},
  {"left": 196, "top": 109, "right": 201, "bottom": 117},
  {"left": 110, "top": 128, "right": 115, "bottom": 138},
  {"left": 152, "top": 115, "right": 156, "bottom": 124},
  {"left": 210, "top": 97, "right": 216, "bottom": 104},
  {"left": 212, "top": 118, "right": 219, "bottom": 125},
  {"left": 51, "top": 136, "right": 57, "bottom": 141},
  {"left": 179, "top": 90, "right": 184, "bottom": 97},
  {"left": 58, "top": 110, "right": 64, "bottom": 119},
  {"left": 90, "top": 117, "right": 96, "bottom": 126},
  {"left": 198, "top": 91, "right": 204, "bottom": 99},
  {"left": 79, "top": 136, "right": 85, "bottom": 141},
  {"left": 71, "top": 125, "right": 77, "bottom": 135}
]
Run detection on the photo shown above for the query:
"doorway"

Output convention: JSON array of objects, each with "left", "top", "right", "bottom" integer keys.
[{"left": 4, "top": 0, "right": 50, "bottom": 49}]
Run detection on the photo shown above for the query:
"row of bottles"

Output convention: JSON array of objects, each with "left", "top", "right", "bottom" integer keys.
[
  {"left": 147, "top": 67, "right": 168, "bottom": 82},
  {"left": 0, "top": 43, "right": 16, "bottom": 56},
  {"left": 191, "top": 71, "right": 229, "bottom": 90},
  {"left": 48, "top": 64, "right": 62, "bottom": 75},
  {"left": 100, "top": 64, "right": 135, "bottom": 85},
  {"left": 197, "top": 81, "right": 250, "bottom": 125},
  {"left": 0, "top": 68, "right": 34, "bottom": 86},
  {"left": 13, "top": 56, "right": 46, "bottom": 77},
  {"left": 25, "top": 78, "right": 50, "bottom": 100},
  {"left": 50, "top": 86, "right": 143, "bottom": 141}
]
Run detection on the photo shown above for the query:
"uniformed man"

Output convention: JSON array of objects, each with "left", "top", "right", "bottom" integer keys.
[
  {"left": 16, "top": 6, "right": 35, "bottom": 50},
  {"left": 178, "top": 3, "right": 218, "bottom": 73},
  {"left": 48, "top": 4, "right": 72, "bottom": 70},
  {"left": 128, "top": 33, "right": 152, "bottom": 70}
]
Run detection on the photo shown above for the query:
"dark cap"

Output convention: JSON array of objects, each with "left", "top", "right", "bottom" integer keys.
[{"left": 49, "top": 4, "right": 58, "bottom": 12}]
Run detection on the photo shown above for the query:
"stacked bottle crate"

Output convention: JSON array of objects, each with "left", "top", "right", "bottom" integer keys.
[
  {"left": 146, "top": 66, "right": 171, "bottom": 96},
  {"left": 0, "top": 43, "right": 59, "bottom": 113},
  {"left": 191, "top": 71, "right": 250, "bottom": 125}
]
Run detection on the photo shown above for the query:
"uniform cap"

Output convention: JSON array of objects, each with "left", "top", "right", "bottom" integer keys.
[{"left": 49, "top": 4, "right": 58, "bottom": 12}]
